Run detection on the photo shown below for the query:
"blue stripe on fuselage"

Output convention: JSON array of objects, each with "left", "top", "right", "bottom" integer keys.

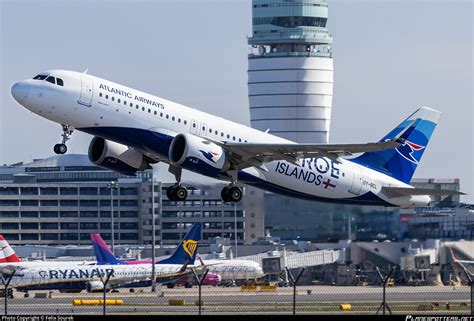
[{"left": 79, "top": 126, "right": 392, "bottom": 206}]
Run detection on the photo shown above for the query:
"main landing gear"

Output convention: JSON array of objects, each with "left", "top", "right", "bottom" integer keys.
[
  {"left": 53, "top": 124, "right": 74, "bottom": 155},
  {"left": 166, "top": 165, "right": 243, "bottom": 203},
  {"left": 221, "top": 185, "right": 243, "bottom": 203},
  {"left": 167, "top": 165, "right": 188, "bottom": 202},
  {"left": 221, "top": 170, "right": 243, "bottom": 203}
]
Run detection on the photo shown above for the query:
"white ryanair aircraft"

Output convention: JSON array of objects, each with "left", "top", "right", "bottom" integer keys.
[{"left": 11, "top": 70, "right": 463, "bottom": 207}]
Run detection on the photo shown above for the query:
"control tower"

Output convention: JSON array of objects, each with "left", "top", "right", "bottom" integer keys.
[{"left": 248, "top": 0, "right": 333, "bottom": 143}]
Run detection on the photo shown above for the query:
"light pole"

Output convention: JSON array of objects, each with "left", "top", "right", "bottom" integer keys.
[
  {"left": 234, "top": 202, "right": 238, "bottom": 258},
  {"left": 107, "top": 181, "right": 118, "bottom": 254},
  {"left": 151, "top": 173, "right": 160, "bottom": 292}
]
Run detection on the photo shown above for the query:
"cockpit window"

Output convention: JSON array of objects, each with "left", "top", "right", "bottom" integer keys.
[
  {"left": 56, "top": 78, "right": 64, "bottom": 86},
  {"left": 33, "top": 74, "right": 48, "bottom": 80},
  {"left": 45, "top": 76, "right": 56, "bottom": 84}
]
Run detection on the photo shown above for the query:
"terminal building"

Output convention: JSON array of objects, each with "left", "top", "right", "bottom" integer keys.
[{"left": 0, "top": 154, "right": 264, "bottom": 246}]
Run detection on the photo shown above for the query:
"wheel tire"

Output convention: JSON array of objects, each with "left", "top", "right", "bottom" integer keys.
[
  {"left": 166, "top": 186, "right": 176, "bottom": 201},
  {"left": 175, "top": 186, "right": 188, "bottom": 201},
  {"left": 55, "top": 143, "right": 67, "bottom": 154},
  {"left": 228, "top": 186, "right": 243, "bottom": 202},
  {"left": 221, "top": 187, "right": 230, "bottom": 202}
]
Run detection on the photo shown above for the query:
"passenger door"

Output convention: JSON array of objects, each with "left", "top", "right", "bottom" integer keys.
[
  {"left": 78, "top": 77, "right": 94, "bottom": 107},
  {"left": 349, "top": 164, "right": 364, "bottom": 195}
]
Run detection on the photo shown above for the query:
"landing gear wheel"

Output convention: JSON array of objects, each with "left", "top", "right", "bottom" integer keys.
[
  {"left": 53, "top": 124, "right": 74, "bottom": 155},
  {"left": 221, "top": 186, "right": 243, "bottom": 203},
  {"left": 53, "top": 143, "right": 67, "bottom": 155},
  {"left": 174, "top": 185, "right": 188, "bottom": 201},
  {"left": 166, "top": 185, "right": 188, "bottom": 201},
  {"left": 221, "top": 186, "right": 231, "bottom": 202}
]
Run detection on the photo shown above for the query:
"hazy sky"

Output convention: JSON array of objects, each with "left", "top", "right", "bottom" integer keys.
[{"left": 0, "top": 0, "right": 472, "bottom": 202}]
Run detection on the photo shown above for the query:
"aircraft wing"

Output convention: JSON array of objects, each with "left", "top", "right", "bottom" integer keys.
[
  {"left": 382, "top": 186, "right": 465, "bottom": 198},
  {"left": 214, "top": 140, "right": 401, "bottom": 169}
]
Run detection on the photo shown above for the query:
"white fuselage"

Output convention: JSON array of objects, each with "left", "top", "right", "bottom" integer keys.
[
  {"left": 8, "top": 262, "right": 189, "bottom": 291},
  {"left": 11, "top": 70, "right": 430, "bottom": 207}
]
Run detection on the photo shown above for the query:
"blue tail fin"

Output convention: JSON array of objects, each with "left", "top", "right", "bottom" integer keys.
[
  {"left": 352, "top": 107, "right": 440, "bottom": 183},
  {"left": 91, "top": 233, "right": 123, "bottom": 265},
  {"left": 159, "top": 223, "right": 201, "bottom": 265}
]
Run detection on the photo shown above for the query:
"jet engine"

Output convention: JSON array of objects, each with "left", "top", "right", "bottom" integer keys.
[
  {"left": 86, "top": 280, "right": 105, "bottom": 292},
  {"left": 88, "top": 137, "right": 150, "bottom": 176},
  {"left": 169, "top": 134, "right": 230, "bottom": 175}
]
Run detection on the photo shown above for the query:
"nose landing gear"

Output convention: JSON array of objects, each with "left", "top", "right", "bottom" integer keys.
[{"left": 53, "top": 124, "right": 74, "bottom": 155}]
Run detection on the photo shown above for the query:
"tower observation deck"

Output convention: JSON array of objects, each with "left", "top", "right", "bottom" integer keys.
[{"left": 248, "top": 0, "right": 333, "bottom": 143}]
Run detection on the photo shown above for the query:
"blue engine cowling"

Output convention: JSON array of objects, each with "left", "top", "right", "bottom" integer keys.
[
  {"left": 169, "top": 133, "right": 230, "bottom": 177},
  {"left": 88, "top": 137, "right": 150, "bottom": 176}
]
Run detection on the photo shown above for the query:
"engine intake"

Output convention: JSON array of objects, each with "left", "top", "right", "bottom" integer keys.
[
  {"left": 88, "top": 137, "right": 149, "bottom": 176},
  {"left": 169, "top": 134, "right": 229, "bottom": 175}
]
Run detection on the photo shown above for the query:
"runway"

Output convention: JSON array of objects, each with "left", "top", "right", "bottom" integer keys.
[{"left": 3, "top": 285, "right": 471, "bottom": 315}]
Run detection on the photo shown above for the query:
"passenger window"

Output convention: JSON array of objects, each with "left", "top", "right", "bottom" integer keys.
[
  {"left": 227, "top": 134, "right": 230, "bottom": 139},
  {"left": 215, "top": 130, "right": 218, "bottom": 135},
  {"left": 184, "top": 120, "right": 187, "bottom": 125},
  {"left": 118, "top": 99, "right": 121, "bottom": 103},
  {"left": 111, "top": 97, "right": 115, "bottom": 101},
  {"left": 154, "top": 111, "right": 157, "bottom": 115},
  {"left": 148, "top": 109, "right": 151, "bottom": 113},
  {"left": 142, "top": 107, "right": 145, "bottom": 111},
  {"left": 172, "top": 116, "right": 175, "bottom": 121},
  {"left": 192, "top": 123, "right": 196, "bottom": 128},
  {"left": 166, "top": 115, "right": 169, "bottom": 119},
  {"left": 130, "top": 103, "right": 133, "bottom": 107},
  {"left": 221, "top": 132, "right": 224, "bottom": 137},
  {"left": 124, "top": 100, "right": 127, "bottom": 105},
  {"left": 45, "top": 76, "right": 55, "bottom": 84},
  {"left": 56, "top": 78, "right": 64, "bottom": 86},
  {"left": 105, "top": 95, "right": 109, "bottom": 99},
  {"left": 178, "top": 118, "right": 181, "bottom": 123},
  {"left": 233, "top": 136, "right": 236, "bottom": 141},
  {"left": 136, "top": 104, "right": 139, "bottom": 109},
  {"left": 160, "top": 112, "right": 163, "bottom": 117},
  {"left": 209, "top": 128, "right": 212, "bottom": 133},
  {"left": 99, "top": 93, "right": 102, "bottom": 97},
  {"left": 239, "top": 138, "right": 242, "bottom": 142}
]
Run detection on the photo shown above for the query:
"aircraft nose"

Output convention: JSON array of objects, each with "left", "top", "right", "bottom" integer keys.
[{"left": 11, "top": 81, "right": 31, "bottom": 104}]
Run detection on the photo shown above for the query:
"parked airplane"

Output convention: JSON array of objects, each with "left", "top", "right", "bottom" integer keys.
[
  {"left": 92, "top": 232, "right": 264, "bottom": 282},
  {"left": 11, "top": 70, "right": 463, "bottom": 207},
  {"left": 2, "top": 224, "right": 202, "bottom": 292}
]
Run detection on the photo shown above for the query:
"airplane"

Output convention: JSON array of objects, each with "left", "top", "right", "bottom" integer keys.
[
  {"left": 92, "top": 232, "right": 264, "bottom": 283},
  {"left": 1, "top": 224, "right": 203, "bottom": 292},
  {"left": 10, "top": 70, "right": 464, "bottom": 207}
]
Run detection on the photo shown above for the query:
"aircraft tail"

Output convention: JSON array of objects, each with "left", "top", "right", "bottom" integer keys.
[
  {"left": 159, "top": 223, "right": 201, "bottom": 265},
  {"left": 90, "top": 233, "right": 123, "bottom": 264},
  {"left": 0, "top": 235, "right": 21, "bottom": 262},
  {"left": 352, "top": 107, "right": 441, "bottom": 183}
]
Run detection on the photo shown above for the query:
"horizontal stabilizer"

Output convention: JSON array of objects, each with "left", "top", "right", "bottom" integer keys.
[{"left": 382, "top": 186, "right": 465, "bottom": 198}]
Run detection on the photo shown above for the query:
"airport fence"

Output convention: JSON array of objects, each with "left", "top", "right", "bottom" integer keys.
[{"left": 1, "top": 265, "right": 472, "bottom": 316}]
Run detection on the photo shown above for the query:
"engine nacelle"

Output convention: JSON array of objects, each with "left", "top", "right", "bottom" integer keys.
[
  {"left": 86, "top": 280, "right": 104, "bottom": 292},
  {"left": 169, "top": 134, "right": 230, "bottom": 176},
  {"left": 88, "top": 137, "right": 149, "bottom": 176}
]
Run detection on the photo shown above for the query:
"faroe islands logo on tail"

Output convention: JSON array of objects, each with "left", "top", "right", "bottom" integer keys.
[{"left": 395, "top": 139, "right": 425, "bottom": 164}]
